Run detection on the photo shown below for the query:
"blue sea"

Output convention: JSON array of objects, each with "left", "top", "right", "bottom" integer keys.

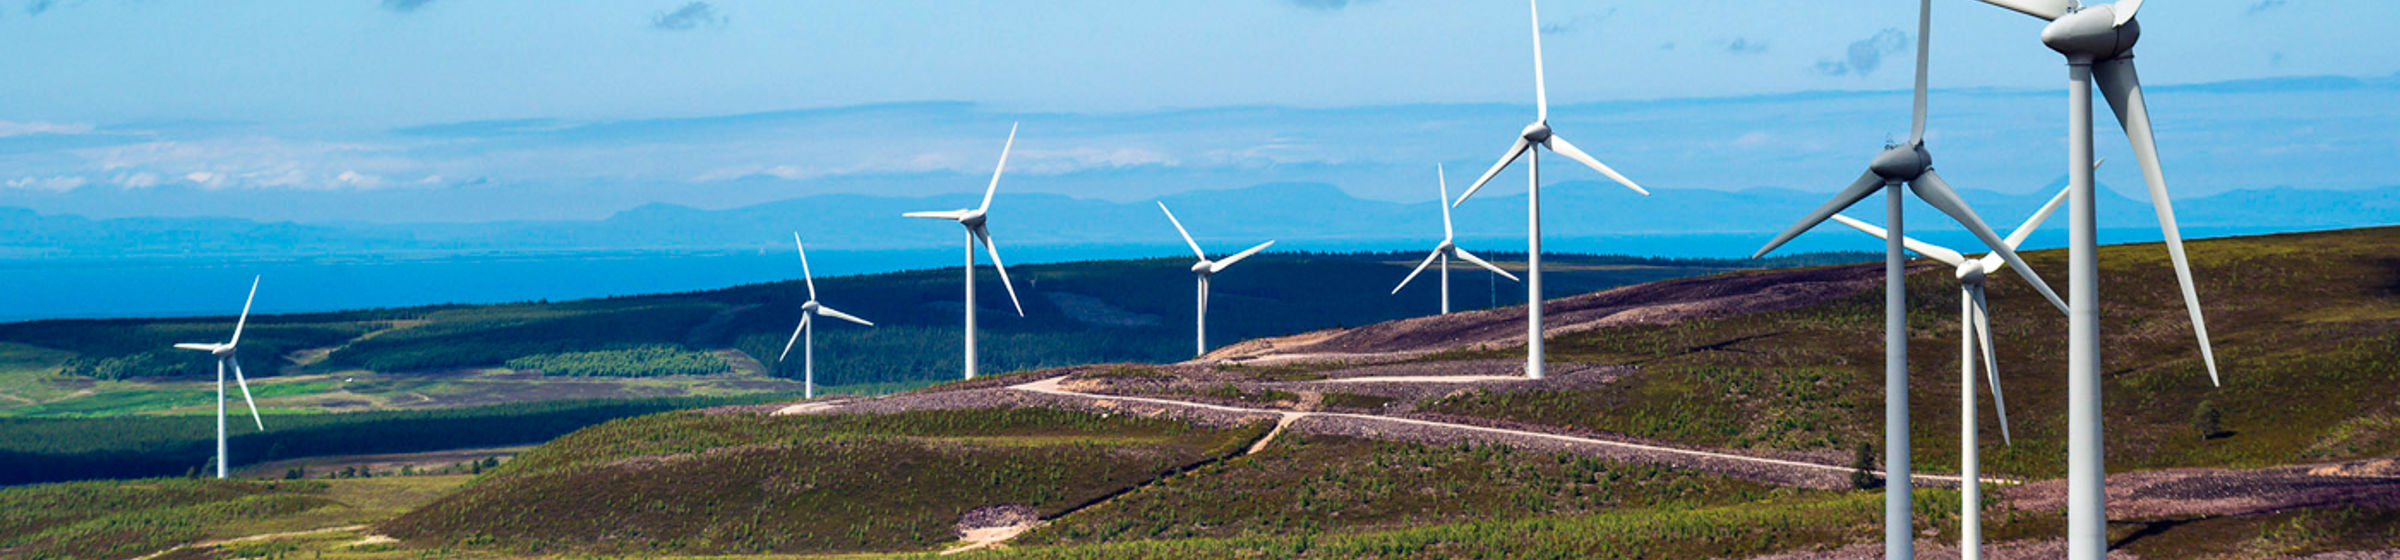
[{"left": 0, "top": 226, "right": 2302, "bottom": 322}]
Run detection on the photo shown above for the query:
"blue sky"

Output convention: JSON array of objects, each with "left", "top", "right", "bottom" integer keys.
[{"left": 0, "top": 0, "right": 2395, "bottom": 222}]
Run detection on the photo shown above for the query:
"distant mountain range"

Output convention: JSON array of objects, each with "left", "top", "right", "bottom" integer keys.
[{"left": 5, "top": 181, "right": 2393, "bottom": 259}]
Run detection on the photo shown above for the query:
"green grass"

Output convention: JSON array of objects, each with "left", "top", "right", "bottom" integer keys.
[
  {"left": 1420, "top": 227, "right": 2400, "bottom": 479},
  {"left": 378, "top": 408, "right": 1273, "bottom": 556},
  {"left": 1023, "top": 434, "right": 1785, "bottom": 545},
  {"left": 976, "top": 491, "right": 1895, "bottom": 559},
  {"left": 0, "top": 476, "right": 470, "bottom": 560}
]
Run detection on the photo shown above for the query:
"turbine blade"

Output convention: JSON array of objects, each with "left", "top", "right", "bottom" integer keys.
[
  {"left": 231, "top": 357, "right": 264, "bottom": 431},
  {"left": 1909, "top": 0, "right": 1931, "bottom": 143},
  {"left": 975, "top": 228, "right": 1026, "bottom": 317},
  {"left": 980, "top": 122, "right": 1017, "bottom": 212},
  {"left": 1452, "top": 248, "right": 1520, "bottom": 282},
  {"left": 1157, "top": 201, "right": 1207, "bottom": 259},
  {"left": 1972, "top": 288, "right": 2011, "bottom": 445},
  {"left": 231, "top": 276, "right": 259, "bottom": 346},
  {"left": 1529, "top": 0, "right": 1547, "bottom": 121},
  {"left": 1545, "top": 134, "right": 1648, "bottom": 195},
  {"left": 1982, "top": 159, "right": 2101, "bottom": 271},
  {"left": 817, "top": 306, "right": 874, "bottom": 327},
  {"left": 2114, "top": 0, "right": 2144, "bottom": 27},
  {"left": 1829, "top": 214, "right": 1968, "bottom": 266},
  {"left": 1910, "top": 170, "right": 2069, "bottom": 314},
  {"left": 1209, "top": 241, "right": 1275, "bottom": 273},
  {"left": 794, "top": 233, "right": 816, "bottom": 301},
  {"left": 778, "top": 315, "right": 810, "bottom": 362},
  {"left": 1752, "top": 170, "right": 1884, "bottom": 258},
  {"left": 1392, "top": 250, "right": 1442, "bottom": 294},
  {"left": 1973, "top": 0, "right": 2071, "bottom": 20},
  {"left": 1454, "top": 137, "right": 1532, "bottom": 208},
  {"left": 903, "top": 210, "right": 971, "bottom": 220},
  {"left": 1437, "top": 163, "right": 1454, "bottom": 240},
  {"left": 174, "top": 343, "right": 218, "bottom": 352},
  {"left": 2096, "top": 58, "right": 2219, "bottom": 386}
]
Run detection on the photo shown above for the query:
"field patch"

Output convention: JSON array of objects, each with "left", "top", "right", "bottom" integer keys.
[{"left": 378, "top": 407, "right": 1270, "bottom": 556}]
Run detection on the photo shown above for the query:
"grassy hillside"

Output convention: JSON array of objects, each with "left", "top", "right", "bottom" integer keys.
[
  {"left": 0, "top": 396, "right": 784, "bottom": 486},
  {"left": 378, "top": 408, "right": 1272, "bottom": 556},
  {"left": 1022, "top": 433, "right": 1787, "bottom": 545},
  {"left": 0, "top": 476, "right": 466, "bottom": 560},
  {"left": 0, "top": 251, "right": 1862, "bottom": 418},
  {"left": 1416, "top": 226, "right": 2400, "bottom": 478}
]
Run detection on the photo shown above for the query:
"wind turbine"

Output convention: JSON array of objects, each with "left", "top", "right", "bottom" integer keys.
[
  {"left": 904, "top": 123, "right": 1027, "bottom": 380},
  {"left": 1449, "top": 0, "right": 1652, "bottom": 380},
  {"left": 1156, "top": 201, "right": 1273, "bottom": 357},
  {"left": 1394, "top": 163, "right": 1519, "bottom": 314},
  {"left": 1965, "top": 2, "right": 2222, "bottom": 557},
  {"left": 1831, "top": 166, "right": 2091, "bottom": 560},
  {"left": 1749, "top": 0, "right": 2068, "bottom": 556},
  {"left": 170, "top": 276, "right": 265, "bottom": 479},
  {"left": 777, "top": 234, "right": 874, "bottom": 400}
]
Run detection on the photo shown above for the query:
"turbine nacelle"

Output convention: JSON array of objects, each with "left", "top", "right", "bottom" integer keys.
[
  {"left": 1520, "top": 121, "right": 1553, "bottom": 143},
  {"left": 958, "top": 210, "right": 988, "bottom": 228},
  {"left": 1190, "top": 260, "right": 1215, "bottom": 276},
  {"left": 1956, "top": 261, "right": 1990, "bottom": 284},
  {"left": 801, "top": 300, "right": 821, "bottom": 313},
  {"left": 1870, "top": 143, "right": 1933, "bottom": 181},
  {"left": 2043, "top": 5, "right": 2139, "bottom": 60}
]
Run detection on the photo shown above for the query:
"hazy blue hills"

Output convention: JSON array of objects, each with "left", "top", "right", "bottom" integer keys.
[{"left": 4, "top": 181, "right": 2393, "bottom": 260}]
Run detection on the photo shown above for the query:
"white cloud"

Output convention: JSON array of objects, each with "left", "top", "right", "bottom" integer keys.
[
  {"left": 113, "top": 172, "right": 161, "bottom": 188},
  {"left": 1731, "top": 131, "right": 1775, "bottom": 148},
  {"left": 1013, "top": 147, "right": 1179, "bottom": 174},
  {"left": 0, "top": 121, "right": 97, "bottom": 138},
  {"left": 4, "top": 175, "right": 89, "bottom": 191},
  {"left": 336, "top": 170, "right": 385, "bottom": 188}
]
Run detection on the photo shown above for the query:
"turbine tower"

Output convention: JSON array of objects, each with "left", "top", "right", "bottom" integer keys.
[
  {"left": 1157, "top": 201, "right": 1274, "bottom": 357},
  {"left": 170, "top": 276, "right": 265, "bottom": 479},
  {"left": 1450, "top": 0, "right": 1652, "bottom": 380},
  {"left": 777, "top": 234, "right": 875, "bottom": 400},
  {"left": 1831, "top": 169, "right": 2089, "bottom": 560},
  {"left": 1394, "top": 163, "right": 1519, "bottom": 314},
  {"left": 1750, "top": 1, "right": 2067, "bottom": 556},
  {"left": 905, "top": 123, "right": 1027, "bottom": 380},
  {"left": 1964, "top": 2, "right": 2223, "bottom": 557}
]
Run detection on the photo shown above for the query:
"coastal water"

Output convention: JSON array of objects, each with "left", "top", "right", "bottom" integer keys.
[{"left": 0, "top": 226, "right": 2299, "bottom": 322}]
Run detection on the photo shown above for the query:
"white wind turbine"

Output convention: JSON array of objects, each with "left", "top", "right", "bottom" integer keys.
[
  {"left": 1750, "top": 0, "right": 2068, "bottom": 556},
  {"left": 1830, "top": 165, "right": 2091, "bottom": 560},
  {"left": 904, "top": 123, "right": 1027, "bottom": 380},
  {"left": 777, "top": 234, "right": 874, "bottom": 400},
  {"left": 1394, "top": 163, "right": 1519, "bottom": 314},
  {"left": 1156, "top": 201, "right": 1274, "bottom": 357},
  {"left": 1965, "top": 2, "right": 2222, "bottom": 557},
  {"left": 1450, "top": 0, "right": 1652, "bottom": 380},
  {"left": 170, "top": 276, "right": 265, "bottom": 479}
]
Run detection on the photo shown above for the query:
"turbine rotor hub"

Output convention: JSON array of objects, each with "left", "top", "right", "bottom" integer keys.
[
  {"left": 959, "top": 211, "right": 987, "bottom": 228},
  {"left": 1868, "top": 144, "right": 1932, "bottom": 181},
  {"left": 801, "top": 301, "right": 821, "bottom": 313},
  {"left": 2041, "top": 6, "right": 2139, "bottom": 61},
  {"left": 1956, "top": 262, "right": 1988, "bottom": 283},
  {"left": 1521, "top": 122, "right": 1552, "bottom": 142},
  {"left": 1191, "top": 260, "right": 1213, "bottom": 275},
  {"left": 213, "top": 346, "right": 237, "bottom": 357}
]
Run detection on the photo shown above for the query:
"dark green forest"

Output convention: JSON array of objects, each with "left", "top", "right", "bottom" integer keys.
[{"left": 0, "top": 395, "right": 782, "bottom": 486}]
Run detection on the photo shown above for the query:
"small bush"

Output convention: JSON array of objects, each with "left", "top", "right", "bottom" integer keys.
[{"left": 1850, "top": 441, "right": 1879, "bottom": 490}]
